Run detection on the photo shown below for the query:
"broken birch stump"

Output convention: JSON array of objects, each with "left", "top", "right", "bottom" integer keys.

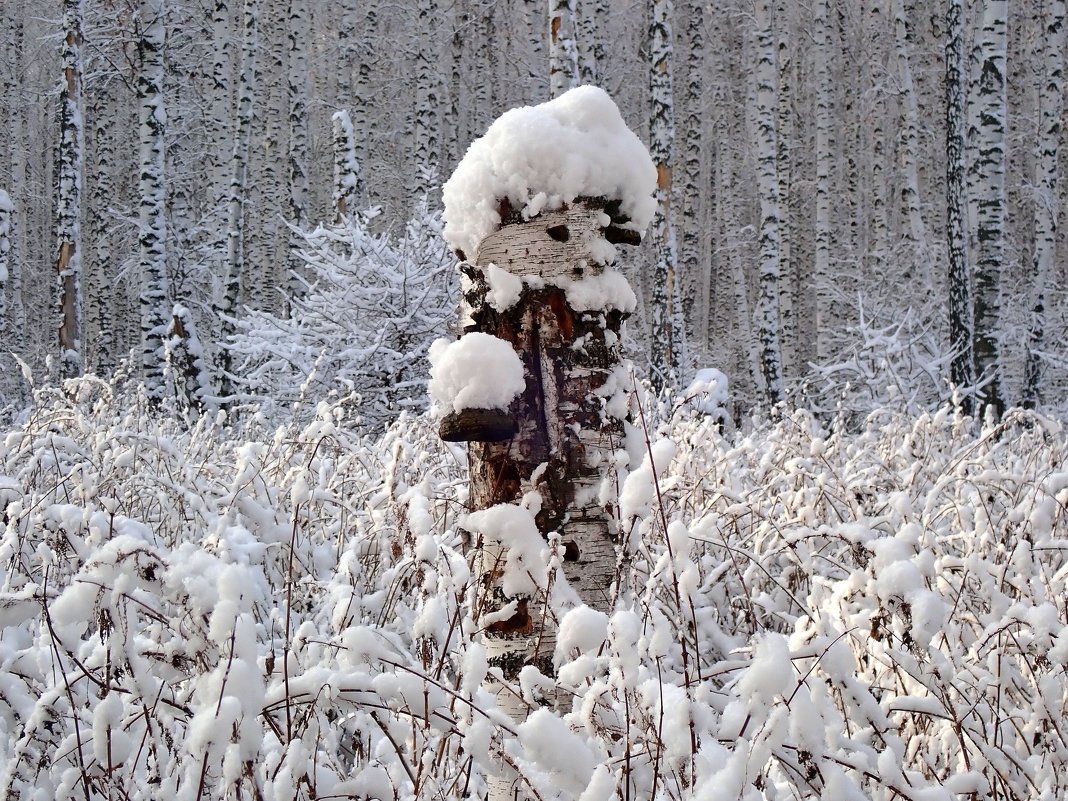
[{"left": 436, "top": 85, "right": 657, "bottom": 801}]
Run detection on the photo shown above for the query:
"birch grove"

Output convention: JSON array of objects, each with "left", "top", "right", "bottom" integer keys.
[{"left": 0, "top": 0, "right": 1066, "bottom": 415}]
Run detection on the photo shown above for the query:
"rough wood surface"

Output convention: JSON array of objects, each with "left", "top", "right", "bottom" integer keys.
[{"left": 457, "top": 200, "right": 635, "bottom": 801}]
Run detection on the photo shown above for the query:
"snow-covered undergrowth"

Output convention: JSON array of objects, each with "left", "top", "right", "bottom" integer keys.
[
  {"left": 2, "top": 380, "right": 1068, "bottom": 800},
  {"left": 227, "top": 204, "right": 455, "bottom": 430}
]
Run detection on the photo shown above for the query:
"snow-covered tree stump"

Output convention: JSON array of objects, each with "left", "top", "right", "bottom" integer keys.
[{"left": 436, "top": 86, "right": 656, "bottom": 800}]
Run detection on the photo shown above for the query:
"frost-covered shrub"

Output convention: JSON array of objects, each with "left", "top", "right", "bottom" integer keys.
[
  {"left": 795, "top": 301, "right": 953, "bottom": 423},
  {"left": 228, "top": 202, "right": 455, "bottom": 430}
]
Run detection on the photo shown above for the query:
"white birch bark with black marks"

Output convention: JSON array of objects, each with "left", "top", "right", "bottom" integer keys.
[
  {"left": 337, "top": 0, "right": 357, "bottom": 103},
  {"left": 5, "top": 17, "right": 26, "bottom": 355},
  {"left": 217, "top": 0, "right": 256, "bottom": 402},
  {"left": 775, "top": 0, "right": 795, "bottom": 378},
  {"left": 55, "top": 0, "right": 84, "bottom": 377},
  {"left": 648, "top": 0, "right": 680, "bottom": 390},
  {"left": 137, "top": 0, "right": 169, "bottom": 403},
  {"left": 577, "top": 0, "right": 606, "bottom": 85},
  {"left": 286, "top": 0, "right": 309, "bottom": 309},
  {"left": 970, "top": 0, "right": 1007, "bottom": 415},
  {"left": 813, "top": 0, "right": 834, "bottom": 367},
  {"left": 413, "top": 0, "right": 441, "bottom": 197},
  {"left": 549, "top": 0, "right": 580, "bottom": 98},
  {"left": 946, "top": 0, "right": 975, "bottom": 409},
  {"left": 453, "top": 203, "right": 634, "bottom": 801},
  {"left": 754, "top": 0, "right": 785, "bottom": 407},
  {"left": 1022, "top": 1, "right": 1065, "bottom": 408},
  {"left": 865, "top": 0, "right": 888, "bottom": 275},
  {"left": 0, "top": 190, "right": 10, "bottom": 335},
  {"left": 246, "top": 0, "right": 285, "bottom": 312},
  {"left": 680, "top": 0, "right": 705, "bottom": 346},
  {"left": 85, "top": 74, "right": 119, "bottom": 375},
  {"left": 892, "top": 0, "right": 929, "bottom": 284},
  {"left": 208, "top": 0, "right": 234, "bottom": 213}
]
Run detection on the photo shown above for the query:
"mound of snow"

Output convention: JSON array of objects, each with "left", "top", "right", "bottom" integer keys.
[
  {"left": 428, "top": 332, "right": 526, "bottom": 413},
  {"left": 442, "top": 86, "right": 657, "bottom": 260}
]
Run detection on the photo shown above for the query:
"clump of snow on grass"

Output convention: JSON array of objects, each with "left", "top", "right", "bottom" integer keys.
[
  {"left": 442, "top": 85, "right": 657, "bottom": 260},
  {"left": 464, "top": 503, "right": 548, "bottom": 596},
  {"left": 428, "top": 332, "right": 525, "bottom": 414},
  {"left": 619, "top": 437, "right": 676, "bottom": 521},
  {"left": 684, "top": 367, "right": 729, "bottom": 417}
]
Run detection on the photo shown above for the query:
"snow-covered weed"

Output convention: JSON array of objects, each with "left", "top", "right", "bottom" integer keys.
[{"left": 2, "top": 382, "right": 1067, "bottom": 800}]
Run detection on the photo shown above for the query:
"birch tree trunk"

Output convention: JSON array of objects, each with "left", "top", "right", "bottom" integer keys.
[
  {"left": 447, "top": 201, "right": 635, "bottom": 800},
  {"left": 577, "top": 0, "right": 606, "bottom": 85},
  {"left": 0, "top": 190, "right": 10, "bottom": 336},
  {"left": 680, "top": 0, "right": 705, "bottom": 348},
  {"left": 332, "top": 110, "right": 360, "bottom": 221},
  {"left": 216, "top": 0, "right": 256, "bottom": 402},
  {"left": 648, "top": 0, "right": 679, "bottom": 390},
  {"left": 970, "top": 0, "right": 1007, "bottom": 416},
  {"left": 208, "top": 0, "right": 234, "bottom": 213},
  {"left": 549, "top": 0, "right": 579, "bottom": 98},
  {"left": 413, "top": 0, "right": 440, "bottom": 196},
  {"left": 1022, "top": 1, "right": 1065, "bottom": 408},
  {"left": 813, "top": 0, "right": 834, "bottom": 367},
  {"left": 85, "top": 74, "right": 119, "bottom": 375},
  {"left": 946, "top": 0, "right": 975, "bottom": 411},
  {"left": 892, "top": 0, "right": 929, "bottom": 284},
  {"left": 55, "top": 0, "right": 84, "bottom": 377},
  {"left": 138, "top": 0, "right": 169, "bottom": 403},
  {"left": 286, "top": 0, "right": 309, "bottom": 309},
  {"left": 754, "top": 0, "right": 785, "bottom": 407},
  {"left": 775, "top": 0, "right": 795, "bottom": 378}
]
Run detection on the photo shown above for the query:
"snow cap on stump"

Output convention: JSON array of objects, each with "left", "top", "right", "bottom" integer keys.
[{"left": 442, "top": 86, "right": 657, "bottom": 262}]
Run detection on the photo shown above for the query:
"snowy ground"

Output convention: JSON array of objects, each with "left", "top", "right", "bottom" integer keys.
[{"left": 2, "top": 378, "right": 1067, "bottom": 800}]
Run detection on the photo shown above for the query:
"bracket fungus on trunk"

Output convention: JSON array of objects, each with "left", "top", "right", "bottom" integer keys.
[{"left": 436, "top": 85, "right": 656, "bottom": 800}]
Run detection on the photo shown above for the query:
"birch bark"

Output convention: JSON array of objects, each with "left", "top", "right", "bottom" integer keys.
[
  {"left": 970, "top": 0, "right": 1007, "bottom": 415},
  {"left": 137, "top": 0, "right": 169, "bottom": 403},
  {"left": 55, "top": 0, "right": 84, "bottom": 376},
  {"left": 754, "top": 0, "right": 785, "bottom": 406},
  {"left": 946, "top": 0, "right": 975, "bottom": 410},
  {"left": 1022, "top": 1, "right": 1065, "bottom": 408}
]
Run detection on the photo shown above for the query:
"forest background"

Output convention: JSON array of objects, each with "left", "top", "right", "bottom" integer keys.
[{"left": 1, "top": 0, "right": 1063, "bottom": 422}]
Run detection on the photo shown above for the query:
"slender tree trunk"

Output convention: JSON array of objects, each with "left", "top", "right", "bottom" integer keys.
[
  {"left": 648, "top": 0, "right": 680, "bottom": 390},
  {"left": 1022, "top": 1, "right": 1065, "bottom": 408},
  {"left": 970, "top": 0, "right": 1007, "bottom": 416},
  {"left": 0, "top": 190, "right": 10, "bottom": 336},
  {"left": 892, "top": 0, "right": 929, "bottom": 284},
  {"left": 813, "top": 0, "right": 834, "bottom": 367},
  {"left": 577, "top": 0, "right": 606, "bottom": 85},
  {"left": 217, "top": 0, "right": 257, "bottom": 402},
  {"left": 86, "top": 75, "right": 119, "bottom": 375},
  {"left": 332, "top": 110, "right": 361, "bottom": 221},
  {"left": 754, "top": 0, "right": 785, "bottom": 406},
  {"left": 680, "top": 0, "right": 705, "bottom": 348},
  {"left": 208, "top": 0, "right": 234, "bottom": 214},
  {"left": 286, "top": 0, "right": 309, "bottom": 310},
  {"left": 775, "top": 0, "right": 795, "bottom": 378},
  {"left": 946, "top": 0, "right": 975, "bottom": 410},
  {"left": 138, "top": 0, "right": 169, "bottom": 403},
  {"left": 549, "top": 0, "right": 579, "bottom": 97},
  {"left": 413, "top": 0, "right": 441, "bottom": 196},
  {"left": 55, "top": 0, "right": 84, "bottom": 377}
]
